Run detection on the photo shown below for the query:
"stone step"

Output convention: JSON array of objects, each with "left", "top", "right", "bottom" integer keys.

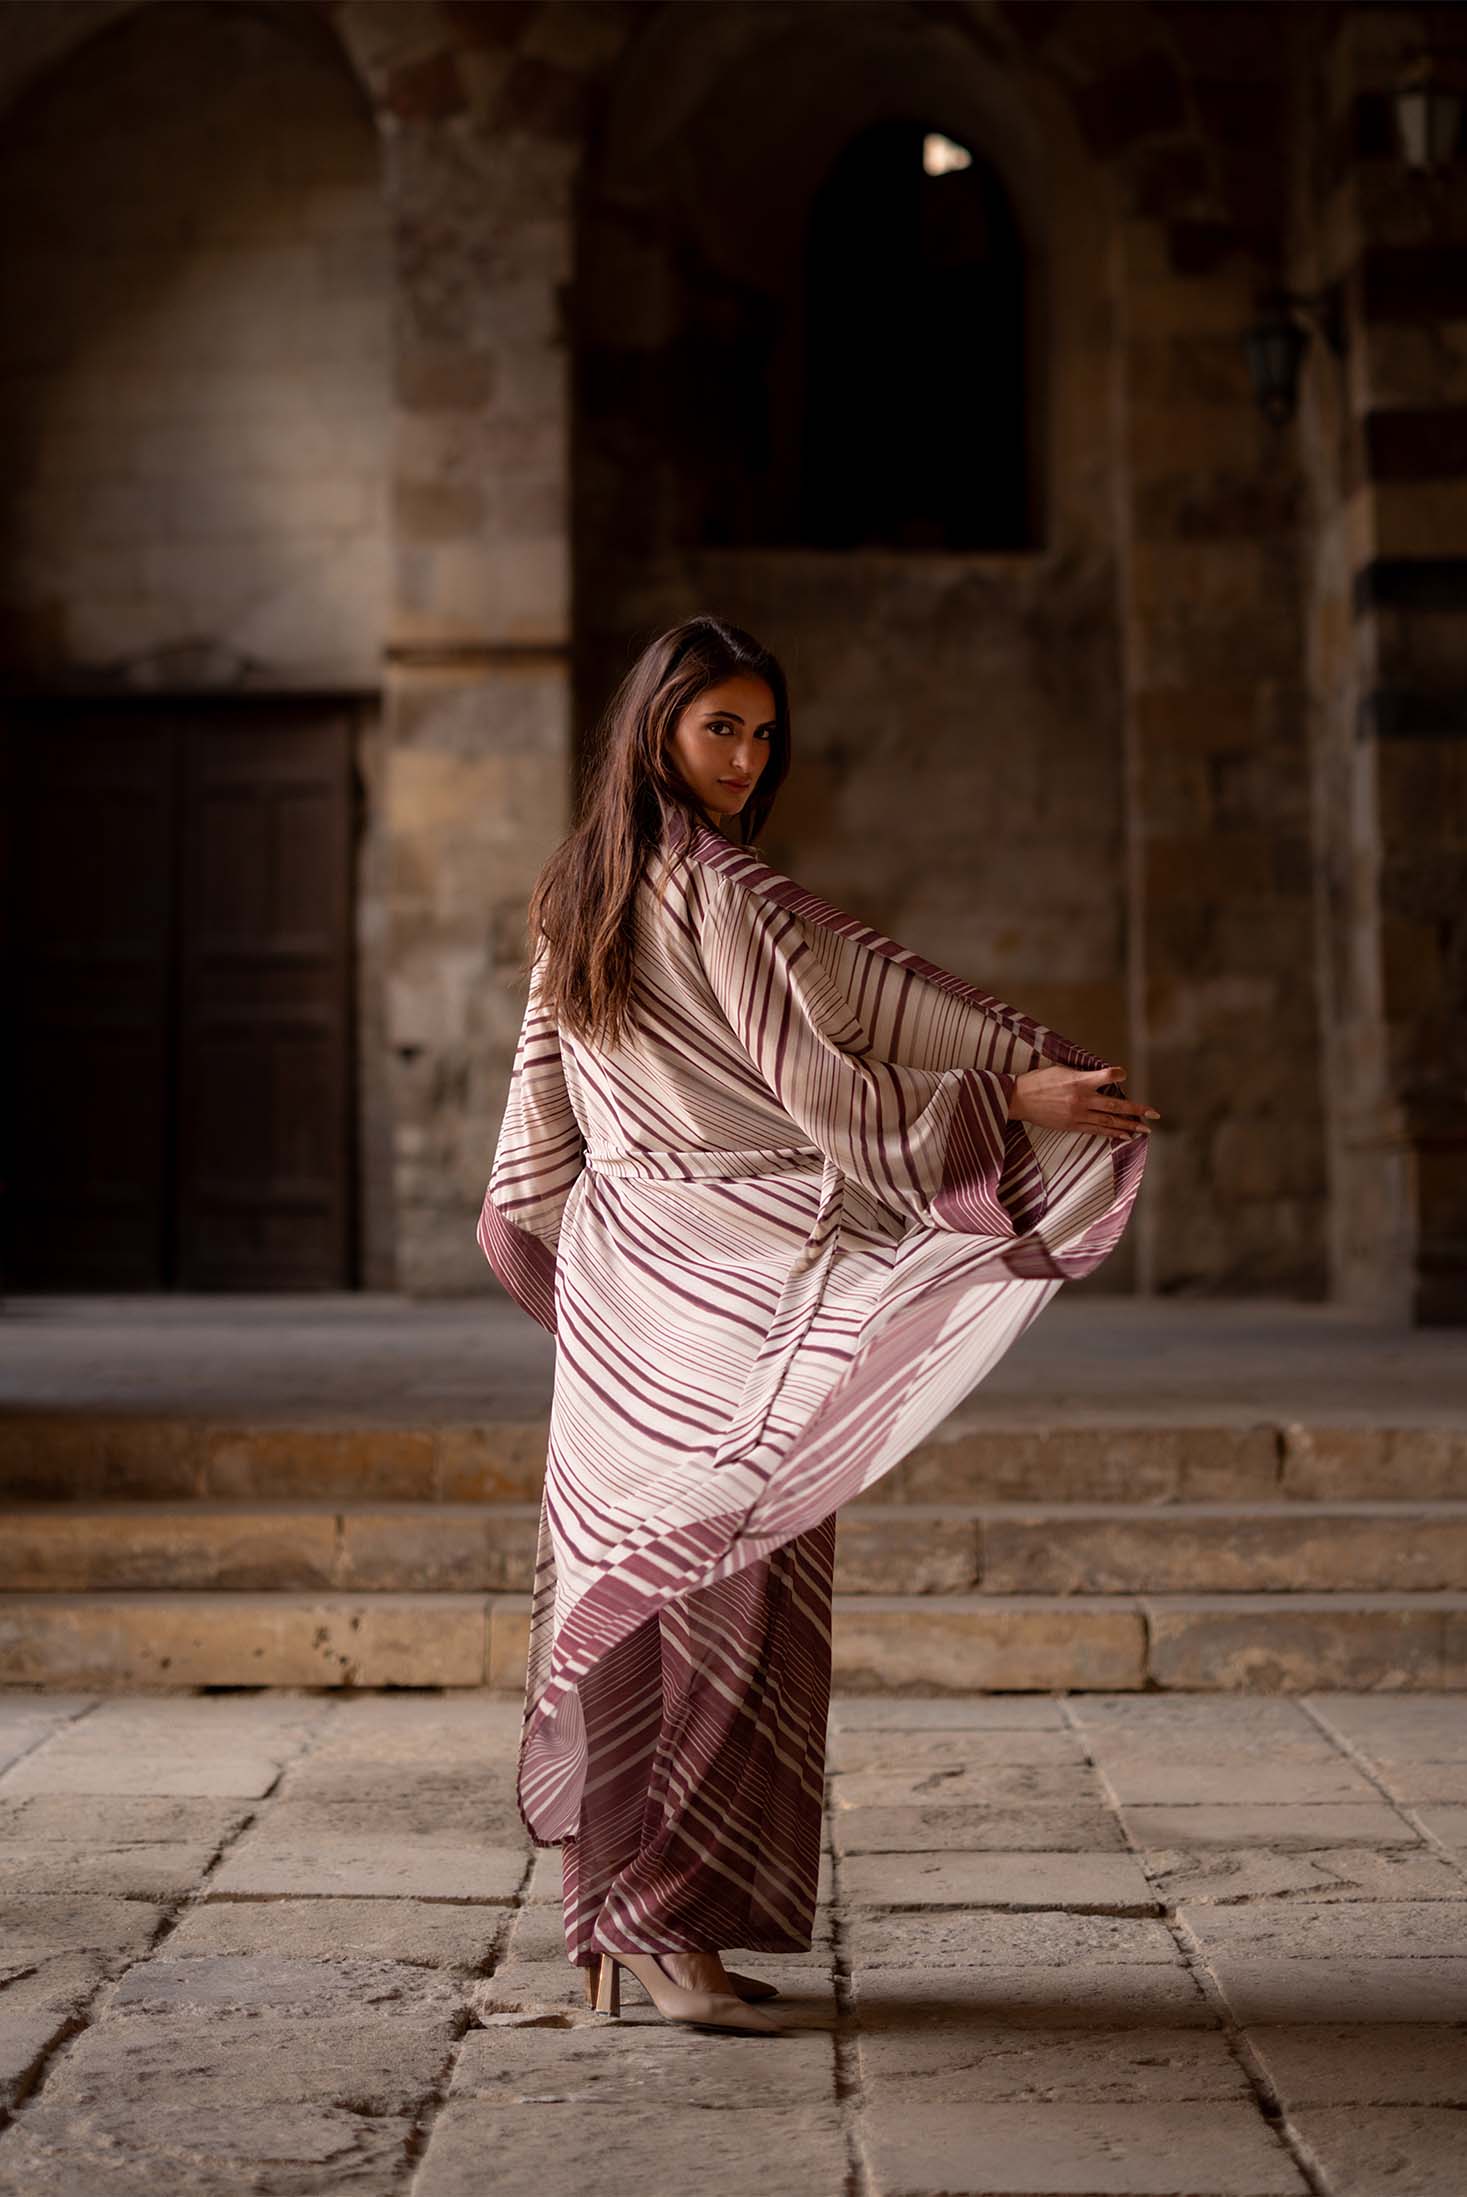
[
  {"left": 1, "top": 1589, "right": 1464, "bottom": 1691},
  {"left": 5, "top": 1497, "right": 1467, "bottom": 1595},
  {"left": 3, "top": 1414, "right": 1465, "bottom": 1503}
]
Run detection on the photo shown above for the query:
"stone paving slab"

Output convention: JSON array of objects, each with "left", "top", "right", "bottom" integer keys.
[
  {"left": 1370, "top": 1762, "right": 1467, "bottom": 1800},
  {"left": 167, "top": 1894, "right": 504, "bottom": 1970},
  {"left": 205, "top": 1834, "right": 527, "bottom": 1902},
  {"left": 450, "top": 2018, "right": 837, "bottom": 2104},
  {"left": 1098, "top": 1759, "right": 1385, "bottom": 1805},
  {"left": 833, "top": 1801, "right": 1128, "bottom": 1853},
  {"left": 1141, "top": 1845, "right": 1467, "bottom": 1906},
  {"left": 850, "top": 1964, "right": 1214, "bottom": 2029},
  {"left": 845, "top": 1909, "right": 1185, "bottom": 1967},
  {"left": 0, "top": 2100, "right": 416, "bottom": 2197},
  {"left": 1, "top": 1685, "right": 1465, "bottom": 2197},
  {"left": 1207, "top": 1955, "right": 1467, "bottom": 2024},
  {"left": 838, "top": 1850, "right": 1162, "bottom": 1909},
  {"left": 858, "top": 2098, "right": 1310, "bottom": 2195},
  {"left": 830, "top": 1693, "right": 1071, "bottom": 1729},
  {"left": 414, "top": 2102, "right": 850, "bottom": 2197},
  {"left": 1284, "top": 2107, "right": 1465, "bottom": 2197},
  {"left": 1305, "top": 1694, "right": 1467, "bottom": 1759},
  {"left": 827, "top": 1725, "right": 1090, "bottom": 1770},
  {"left": 0, "top": 1842, "right": 226, "bottom": 1900},
  {"left": 1177, "top": 1899, "right": 1467, "bottom": 1957},
  {"left": 830, "top": 1764, "right": 1106, "bottom": 1806},
  {"left": 1413, "top": 1804, "right": 1467, "bottom": 1851},
  {"left": 856, "top": 2025, "right": 1257, "bottom": 2103},
  {"left": 1240, "top": 2025, "right": 1467, "bottom": 2104},
  {"left": 1119, "top": 1803, "right": 1416, "bottom": 1848}
]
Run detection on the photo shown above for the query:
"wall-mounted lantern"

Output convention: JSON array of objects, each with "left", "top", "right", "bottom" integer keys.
[
  {"left": 1242, "top": 287, "right": 1346, "bottom": 427},
  {"left": 1393, "top": 56, "right": 1464, "bottom": 172}
]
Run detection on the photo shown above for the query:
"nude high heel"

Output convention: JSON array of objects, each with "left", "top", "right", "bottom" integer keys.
[
  {"left": 724, "top": 1968, "right": 779, "bottom": 2002},
  {"left": 585, "top": 1949, "right": 783, "bottom": 2034}
]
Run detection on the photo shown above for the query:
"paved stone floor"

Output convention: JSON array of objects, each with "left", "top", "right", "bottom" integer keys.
[
  {"left": 6, "top": 1292, "right": 1466, "bottom": 1425},
  {"left": 1, "top": 1688, "right": 1465, "bottom": 2195}
]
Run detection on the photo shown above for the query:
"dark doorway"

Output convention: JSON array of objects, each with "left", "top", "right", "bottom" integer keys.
[{"left": 2, "top": 696, "right": 361, "bottom": 1290}]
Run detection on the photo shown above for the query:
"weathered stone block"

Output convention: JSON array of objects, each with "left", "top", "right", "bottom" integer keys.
[
  {"left": 833, "top": 1596, "right": 1146, "bottom": 1691},
  {"left": 0, "top": 1593, "right": 489, "bottom": 1688},
  {"left": 486, "top": 1594, "right": 530, "bottom": 1687},
  {"left": 1281, "top": 1427, "right": 1467, "bottom": 1499},
  {"left": 833, "top": 1511, "right": 980, "bottom": 1593},
  {"left": 203, "top": 1427, "right": 438, "bottom": 1501},
  {"left": 1145, "top": 1594, "right": 1467, "bottom": 1690},
  {"left": 985, "top": 1503, "right": 1467, "bottom": 1594},
  {"left": 338, "top": 1504, "right": 537, "bottom": 1590},
  {"left": 436, "top": 1422, "right": 549, "bottom": 1501},
  {"left": 895, "top": 1425, "right": 1281, "bottom": 1503}
]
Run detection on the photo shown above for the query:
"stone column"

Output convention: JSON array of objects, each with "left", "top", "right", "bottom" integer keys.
[
  {"left": 1298, "top": 6, "right": 1467, "bottom": 1324},
  {"left": 361, "top": 17, "right": 587, "bottom": 1293},
  {"left": 1111, "top": 216, "right": 1329, "bottom": 1299}
]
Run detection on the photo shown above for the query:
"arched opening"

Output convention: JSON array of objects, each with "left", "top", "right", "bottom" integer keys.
[{"left": 796, "top": 118, "right": 1032, "bottom": 552}]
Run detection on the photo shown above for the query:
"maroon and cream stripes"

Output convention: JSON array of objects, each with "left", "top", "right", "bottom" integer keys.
[{"left": 479, "top": 816, "right": 1148, "bottom": 1943}]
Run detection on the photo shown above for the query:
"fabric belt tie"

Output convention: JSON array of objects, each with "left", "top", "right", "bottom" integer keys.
[{"left": 584, "top": 1143, "right": 826, "bottom": 1184}]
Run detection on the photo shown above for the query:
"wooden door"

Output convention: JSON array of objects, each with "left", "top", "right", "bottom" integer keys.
[
  {"left": 3, "top": 711, "right": 176, "bottom": 1286},
  {"left": 3, "top": 698, "right": 359, "bottom": 1289}
]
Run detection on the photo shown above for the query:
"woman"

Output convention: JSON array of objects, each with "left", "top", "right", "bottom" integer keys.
[{"left": 478, "top": 615, "right": 1156, "bottom": 2037}]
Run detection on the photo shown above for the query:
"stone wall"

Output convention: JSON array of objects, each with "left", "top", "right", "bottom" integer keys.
[
  {"left": 0, "top": 0, "right": 388, "bottom": 688},
  {"left": 0, "top": 0, "right": 1460, "bottom": 1315}
]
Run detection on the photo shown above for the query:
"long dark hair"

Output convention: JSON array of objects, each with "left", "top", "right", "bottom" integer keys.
[{"left": 525, "top": 615, "right": 792, "bottom": 1048}]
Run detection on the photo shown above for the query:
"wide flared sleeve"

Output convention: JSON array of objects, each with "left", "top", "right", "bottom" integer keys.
[
  {"left": 695, "top": 865, "right": 1041, "bottom": 1241},
  {"left": 476, "top": 941, "right": 584, "bottom": 1334}
]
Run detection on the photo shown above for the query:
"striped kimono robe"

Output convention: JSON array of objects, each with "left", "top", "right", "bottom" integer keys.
[{"left": 478, "top": 815, "right": 1148, "bottom": 1965}]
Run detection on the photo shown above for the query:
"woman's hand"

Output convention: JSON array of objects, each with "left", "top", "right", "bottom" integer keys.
[{"left": 1009, "top": 1063, "right": 1160, "bottom": 1142}]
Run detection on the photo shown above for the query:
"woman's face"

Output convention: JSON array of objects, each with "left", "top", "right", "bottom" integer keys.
[{"left": 669, "top": 674, "right": 777, "bottom": 828}]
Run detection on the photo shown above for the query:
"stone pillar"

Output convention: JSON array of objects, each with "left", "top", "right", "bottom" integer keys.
[
  {"left": 357, "top": 11, "right": 590, "bottom": 1292},
  {"left": 1298, "top": 6, "right": 1467, "bottom": 1324},
  {"left": 1112, "top": 217, "right": 1329, "bottom": 1298}
]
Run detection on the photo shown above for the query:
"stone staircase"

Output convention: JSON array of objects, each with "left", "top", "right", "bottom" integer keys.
[{"left": 3, "top": 1411, "right": 1466, "bottom": 1690}]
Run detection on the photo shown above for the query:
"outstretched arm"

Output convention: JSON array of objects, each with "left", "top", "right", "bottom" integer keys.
[{"left": 696, "top": 868, "right": 1032, "bottom": 1238}]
